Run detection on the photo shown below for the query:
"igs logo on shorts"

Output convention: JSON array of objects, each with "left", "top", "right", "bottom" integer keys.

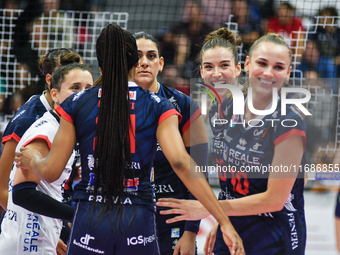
[{"left": 126, "top": 234, "right": 156, "bottom": 246}]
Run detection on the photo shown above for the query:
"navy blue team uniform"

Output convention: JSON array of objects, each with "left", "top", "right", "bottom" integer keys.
[
  {"left": 2, "top": 93, "right": 52, "bottom": 144},
  {"left": 335, "top": 190, "right": 340, "bottom": 218},
  {"left": 154, "top": 83, "right": 203, "bottom": 254},
  {"left": 56, "top": 82, "right": 181, "bottom": 255},
  {"left": 209, "top": 96, "right": 306, "bottom": 255}
]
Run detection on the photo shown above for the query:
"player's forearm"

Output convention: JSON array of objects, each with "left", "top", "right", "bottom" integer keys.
[
  {"left": 31, "top": 155, "right": 59, "bottom": 183},
  {"left": 173, "top": 157, "right": 232, "bottom": 226},
  {"left": 219, "top": 191, "right": 285, "bottom": 216}
]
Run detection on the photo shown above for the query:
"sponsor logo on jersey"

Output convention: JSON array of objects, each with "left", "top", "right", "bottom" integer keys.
[
  {"left": 168, "top": 96, "right": 181, "bottom": 113},
  {"left": 171, "top": 228, "right": 180, "bottom": 238},
  {"left": 80, "top": 234, "right": 94, "bottom": 245},
  {"left": 172, "top": 238, "right": 179, "bottom": 249},
  {"left": 249, "top": 143, "right": 264, "bottom": 154},
  {"left": 88, "top": 195, "right": 133, "bottom": 205},
  {"left": 150, "top": 167, "right": 154, "bottom": 182},
  {"left": 127, "top": 234, "right": 156, "bottom": 246},
  {"left": 253, "top": 128, "right": 264, "bottom": 137},
  {"left": 72, "top": 90, "right": 85, "bottom": 101},
  {"left": 126, "top": 161, "right": 141, "bottom": 170},
  {"left": 227, "top": 148, "right": 260, "bottom": 165},
  {"left": 284, "top": 193, "right": 297, "bottom": 212},
  {"left": 4, "top": 209, "right": 17, "bottom": 222},
  {"left": 155, "top": 184, "right": 175, "bottom": 193},
  {"left": 236, "top": 138, "right": 247, "bottom": 150},
  {"left": 87, "top": 154, "right": 94, "bottom": 170},
  {"left": 287, "top": 212, "right": 299, "bottom": 250},
  {"left": 35, "top": 119, "right": 48, "bottom": 127},
  {"left": 223, "top": 143, "right": 228, "bottom": 161},
  {"left": 150, "top": 93, "right": 161, "bottom": 103},
  {"left": 223, "top": 129, "right": 233, "bottom": 142},
  {"left": 23, "top": 214, "right": 40, "bottom": 252},
  {"left": 129, "top": 91, "right": 137, "bottom": 100},
  {"left": 125, "top": 177, "right": 139, "bottom": 192},
  {"left": 73, "top": 234, "right": 104, "bottom": 254},
  {"left": 11, "top": 109, "right": 26, "bottom": 122}
]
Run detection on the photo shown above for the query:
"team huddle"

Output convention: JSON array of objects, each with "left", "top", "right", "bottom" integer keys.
[{"left": 0, "top": 23, "right": 306, "bottom": 255}]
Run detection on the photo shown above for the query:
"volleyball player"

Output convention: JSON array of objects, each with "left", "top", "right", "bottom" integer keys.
[
  {"left": 157, "top": 33, "right": 307, "bottom": 255},
  {"left": 0, "top": 48, "right": 83, "bottom": 254},
  {"left": 0, "top": 48, "right": 83, "bottom": 210},
  {"left": 132, "top": 31, "right": 207, "bottom": 255},
  {"left": 15, "top": 24, "right": 244, "bottom": 255},
  {"left": 0, "top": 62, "right": 93, "bottom": 254}
]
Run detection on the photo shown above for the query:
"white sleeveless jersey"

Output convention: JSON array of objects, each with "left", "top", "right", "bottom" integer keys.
[{"left": 0, "top": 111, "right": 75, "bottom": 255}]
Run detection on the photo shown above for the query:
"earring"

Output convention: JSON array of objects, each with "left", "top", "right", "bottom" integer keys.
[{"left": 159, "top": 68, "right": 163, "bottom": 73}]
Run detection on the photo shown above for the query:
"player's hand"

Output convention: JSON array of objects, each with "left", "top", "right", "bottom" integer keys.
[
  {"left": 220, "top": 223, "right": 245, "bottom": 255},
  {"left": 204, "top": 223, "right": 218, "bottom": 255},
  {"left": 14, "top": 147, "right": 42, "bottom": 170},
  {"left": 156, "top": 198, "right": 210, "bottom": 223},
  {"left": 173, "top": 231, "right": 196, "bottom": 255},
  {"left": 56, "top": 238, "right": 67, "bottom": 255}
]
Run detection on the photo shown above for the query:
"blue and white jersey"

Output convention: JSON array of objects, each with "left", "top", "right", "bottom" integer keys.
[
  {"left": 56, "top": 82, "right": 180, "bottom": 209},
  {"left": 0, "top": 111, "right": 74, "bottom": 255},
  {"left": 2, "top": 92, "right": 52, "bottom": 144},
  {"left": 210, "top": 95, "right": 307, "bottom": 254}
]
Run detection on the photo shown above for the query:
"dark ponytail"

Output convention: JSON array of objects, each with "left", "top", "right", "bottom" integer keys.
[{"left": 94, "top": 24, "right": 138, "bottom": 207}]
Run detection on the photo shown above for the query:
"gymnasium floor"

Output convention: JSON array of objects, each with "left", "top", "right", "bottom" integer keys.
[{"left": 195, "top": 182, "right": 340, "bottom": 255}]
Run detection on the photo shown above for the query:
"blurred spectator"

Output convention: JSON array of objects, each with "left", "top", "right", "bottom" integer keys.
[
  {"left": 12, "top": 0, "right": 45, "bottom": 95},
  {"left": 202, "top": 0, "right": 232, "bottom": 30},
  {"left": 265, "top": 2, "right": 305, "bottom": 59},
  {"left": 230, "top": 0, "right": 262, "bottom": 56},
  {"left": 258, "top": 0, "right": 275, "bottom": 21},
  {"left": 308, "top": 6, "right": 340, "bottom": 78},
  {"left": 297, "top": 40, "right": 338, "bottom": 93},
  {"left": 304, "top": 70, "right": 337, "bottom": 165},
  {"left": 160, "top": 0, "right": 213, "bottom": 92}
]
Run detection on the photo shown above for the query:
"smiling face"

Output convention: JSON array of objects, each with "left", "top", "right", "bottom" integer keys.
[
  {"left": 200, "top": 46, "right": 241, "bottom": 99},
  {"left": 244, "top": 42, "right": 291, "bottom": 100},
  {"left": 52, "top": 69, "right": 93, "bottom": 106},
  {"left": 134, "top": 38, "right": 164, "bottom": 92}
]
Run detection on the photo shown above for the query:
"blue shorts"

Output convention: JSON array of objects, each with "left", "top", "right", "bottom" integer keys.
[
  {"left": 156, "top": 213, "right": 197, "bottom": 255},
  {"left": 67, "top": 201, "right": 160, "bottom": 255},
  {"left": 213, "top": 215, "right": 305, "bottom": 255},
  {"left": 335, "top": 189, "right": 340, "bottom": 218}
]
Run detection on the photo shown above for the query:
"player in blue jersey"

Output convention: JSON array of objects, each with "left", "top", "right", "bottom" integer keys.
[
  {"left": 0, "top": 48, "right": 83, "bottom": 254},
  {"left": 0, "top": 62, "right": 93, "bottom": 255},
  {"left": 198, "top": 27, "right": 242, "bottom": 255},
  {"left": 157, "top": 33, "right": 307, "bottom": 255},
  {"left": 15, "top": 24, "right": 244, "bottom": 255},
  {"left": 133, "top": 31, "right": 208, "bottom": 255}
]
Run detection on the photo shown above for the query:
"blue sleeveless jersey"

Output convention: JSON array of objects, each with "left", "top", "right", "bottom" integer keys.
[
  {"left": 209, "top": 96, "right": 306, "bottom": 254},
  {"left": 153, "top": 84, "right": 201, "bottom": 235},
  {"left": 55, "top": 82, "right": 180, "bottom": 209},
  {"left": 154, "top": 84, "right": 201, "bottom": 199},
  {"left": 2, "top": 93, "right": 52, "bottom": 143}
]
